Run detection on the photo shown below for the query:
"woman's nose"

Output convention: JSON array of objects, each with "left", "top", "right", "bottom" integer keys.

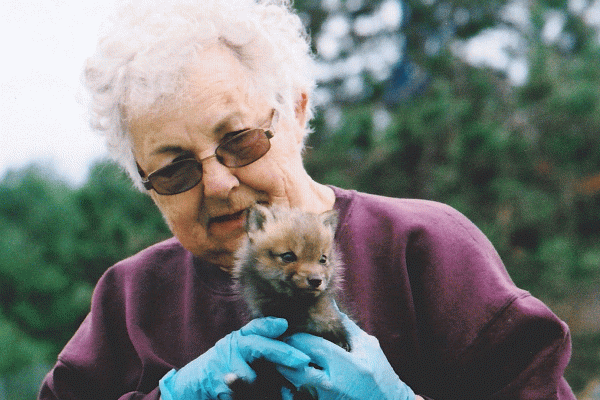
[{"left": 201, "top": 157, "right": 239, "bottom": 198}]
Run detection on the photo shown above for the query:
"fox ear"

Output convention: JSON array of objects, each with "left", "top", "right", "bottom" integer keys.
[
  {"left": 245, "top": 204, "right": 270, "bottom": 233},
  {"left": 320, "top": 210, "right": 338, "bottom": 235}
]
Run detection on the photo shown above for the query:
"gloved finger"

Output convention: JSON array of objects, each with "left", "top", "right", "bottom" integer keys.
[
  {"left": 206, "top": 378, "right": 237, "bottom": 400},
  {"left": 237, "top": 334, "right": 311, "bottom": 368},
  {"left": 330, "top": 302, "right": 359, "bottom": 336},
  {"left": 224, "top": 355, "right": 259, "bottom": 383},
  {"left": 338, "top": 314, "right": 382, "bottom": 351},
  {"left": 276, "top": 364, "right": 329, "bottom": 389},
  {"left": 283, "top": 333, "right": 349, "bottom": 369},
  {"left": 339, "top": 312, "right": 364, "bottom": 337},
  {"left": 239, "top": 317, "right": 289, "bottom": 338},
  {"left": 281, "top": 386, "right": 295, "bottom": 400}
]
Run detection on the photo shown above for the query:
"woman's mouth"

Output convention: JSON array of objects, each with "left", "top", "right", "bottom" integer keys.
[{"left": 207, "top": 209, "right": 247, "bottom": 238}]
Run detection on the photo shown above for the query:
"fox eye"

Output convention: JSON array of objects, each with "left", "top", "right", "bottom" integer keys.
[
  {"left": 319, "top": 255, "right": 327, "bottom": 264},
  {"left": 279, "top": 251, "right": 297, "bottom": 263}
]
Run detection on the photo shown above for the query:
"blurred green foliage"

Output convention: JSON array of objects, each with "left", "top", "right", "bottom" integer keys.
[
  {"left": 300, "top": 0, "right": 600, "bottom": 394},
  {"left": 303, "top": 0, "right": 600, "bottom": 301},
  {"left": 0, "top": 163, "right": 170, "bottom": 397},
  {"left": 2, "top": 0, "right": 600, "bottom": 398}
]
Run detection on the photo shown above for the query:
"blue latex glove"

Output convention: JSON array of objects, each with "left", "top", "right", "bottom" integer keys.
[
  {"left": 277, "top": 313, "right": 416, "bottom": 400},
  {"left": 159, "top": 317, "right": 311, "bottom": 400}
]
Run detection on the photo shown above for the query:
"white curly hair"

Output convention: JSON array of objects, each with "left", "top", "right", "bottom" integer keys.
[{"left": 84, "top": 0, "right": 316, "bottom": 189}]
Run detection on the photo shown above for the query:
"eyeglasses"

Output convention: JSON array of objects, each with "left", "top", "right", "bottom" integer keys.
[{"left": 137, "top": 113, "right": 275, "bottom": 195}]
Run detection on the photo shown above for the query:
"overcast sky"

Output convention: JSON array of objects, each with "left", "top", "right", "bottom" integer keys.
[
  {"left": 1, "top": 0, "right": 116, "bottom": 185},
  {"left": 2, "top": 0, "right": 593, "bottom": 186},
  {"left": 0, "top": 0, "right": 505, "bottom": 186}
]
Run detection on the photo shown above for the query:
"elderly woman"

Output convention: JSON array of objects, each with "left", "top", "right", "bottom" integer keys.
[{"left": 39, "top": 0, "right": 575, "bottom": 399}]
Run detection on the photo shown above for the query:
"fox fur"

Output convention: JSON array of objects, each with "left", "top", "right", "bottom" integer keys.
[{"left": 228, "top": 204, "right": 350, "bottom": 400}]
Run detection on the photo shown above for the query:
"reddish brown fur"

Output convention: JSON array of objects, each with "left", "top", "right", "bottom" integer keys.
[
  {"left": 229, "top": 205, "right": 349, "bottom": 399},
  {"left": 233, "top": 204, "right": 349, "bottom": 349}
]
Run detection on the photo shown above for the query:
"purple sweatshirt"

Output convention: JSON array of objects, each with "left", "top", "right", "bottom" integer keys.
[{"left": 39, "top": 187, "right": 575, "bottom": 400}]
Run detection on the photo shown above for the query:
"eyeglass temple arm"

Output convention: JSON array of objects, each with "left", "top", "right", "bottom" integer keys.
[{"left": 136, "top": 162, "right": 154, "bottom": 190}]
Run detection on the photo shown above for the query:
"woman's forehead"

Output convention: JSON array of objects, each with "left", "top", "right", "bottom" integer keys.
[
  {"left": 128, "top": 90, "right": 267, "bottom": 139},
  {"left": 125, "top": 45, "right": 254, "bottom": 123}
]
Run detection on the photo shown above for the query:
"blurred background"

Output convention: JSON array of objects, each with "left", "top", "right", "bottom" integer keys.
[{"left": 2, "top": 0, "right": 600, "bottom": 398}]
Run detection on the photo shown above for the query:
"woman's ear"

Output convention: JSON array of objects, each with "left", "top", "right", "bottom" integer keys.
[
  {"left": 291, "top": 92, "right": 309, "bottom": 146},
  {"left": 294, "top": 92, "right": 309, "bottom": 129}
]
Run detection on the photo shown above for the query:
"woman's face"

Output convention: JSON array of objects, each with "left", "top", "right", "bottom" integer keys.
[{"left": 129, "top": 45, "right": 309, "bottom": 268}]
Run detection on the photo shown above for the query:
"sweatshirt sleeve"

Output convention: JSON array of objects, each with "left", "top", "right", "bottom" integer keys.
[
  {"left": 38, "top": 359, "right": 162, "bottom": 400},
  {"left": 399, "top": 200, "right": 575, "bottom": 399},
  {"left": 37, "top": 263, "right": 172, "bottom": 400},
  {"left": 406, "top": 295, "right": 573, "bottom": 400},
  {"left": 459, "top": 294, "right": 573, "bottom": 400},
  {"left": 331, "top": 189, "right": 575, "bottom": 400}
]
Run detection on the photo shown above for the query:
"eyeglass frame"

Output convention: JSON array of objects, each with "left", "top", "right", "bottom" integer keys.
[{"left": 136, "top": 109, "right": 277, "bottom": 195}]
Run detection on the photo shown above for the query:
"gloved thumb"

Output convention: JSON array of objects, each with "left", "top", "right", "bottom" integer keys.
[{"left": 239, "top": 317, "right": 289, "bottom": 338}]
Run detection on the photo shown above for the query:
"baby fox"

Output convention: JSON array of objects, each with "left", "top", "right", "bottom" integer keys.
[
  {"left": 233, "top": 204, "right": 349, "bottom": 350},
  {"left": 228, "top": 204, "right": 350, "bottom": 400}
]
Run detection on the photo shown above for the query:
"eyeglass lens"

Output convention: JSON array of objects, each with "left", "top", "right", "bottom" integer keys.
[
  {"left": 146, "top": 128, "right": 272, "bottom": 195},
  {"left": 217, "top": 128, "right": 272, "bottom": 167}
]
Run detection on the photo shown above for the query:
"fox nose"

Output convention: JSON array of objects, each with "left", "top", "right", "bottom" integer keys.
[{"left": 308, "top": 278, "right": 322, "bottom": 289}]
